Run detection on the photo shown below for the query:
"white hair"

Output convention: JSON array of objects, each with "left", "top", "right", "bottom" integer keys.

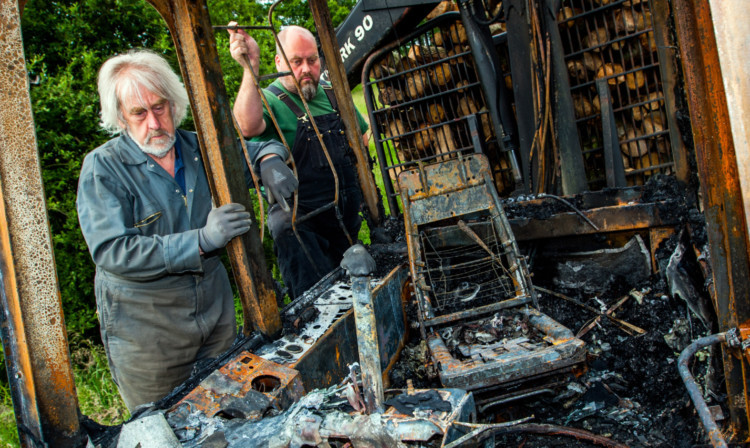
[{"left": 98, "top": 49, "right": 189, "bottom": 135}]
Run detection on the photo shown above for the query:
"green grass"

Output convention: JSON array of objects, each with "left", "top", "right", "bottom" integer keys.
[
  {"left": 0, "top": 338, "right": 129, "bottom": 448},
  {"left": 70, "top": 338, "right": 130, "bottom": 426},
  {"left": 0, "top": 378, "right": 18, "bottom": 448}
]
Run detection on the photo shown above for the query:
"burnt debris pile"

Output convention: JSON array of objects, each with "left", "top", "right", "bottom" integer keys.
[{"left": 388, "top": 173, "right": 715, "bottom": 447}]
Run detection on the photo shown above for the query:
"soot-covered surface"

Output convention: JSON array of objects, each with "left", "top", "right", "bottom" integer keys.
[
  {"left": 504, "top": 278, "right": 708, "bottom": 447},
  {"left": 440, "top": 311, "right": 545, "bottom": 361},
  {"left": 390, "top": 268, "right": 712, "bottom": 447}
]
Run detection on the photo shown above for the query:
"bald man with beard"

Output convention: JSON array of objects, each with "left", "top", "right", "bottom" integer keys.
[{"left": 228, "top": 24, "right": 370, "bottom": 300}]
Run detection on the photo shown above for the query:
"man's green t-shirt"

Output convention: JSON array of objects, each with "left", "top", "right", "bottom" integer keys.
[{"left": 253, "top": 79, "right": 369, "bottom": 146}]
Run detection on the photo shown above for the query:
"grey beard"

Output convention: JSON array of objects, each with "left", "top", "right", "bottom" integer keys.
[
  {"left": 128, "top": 130, "right": 176, "bottom": 158},
  {"left": 283, "top": 76, "right": 318, "bottom": 102},
  {"left": 301, "top": 82, "right": 317, "bottom": 102}
]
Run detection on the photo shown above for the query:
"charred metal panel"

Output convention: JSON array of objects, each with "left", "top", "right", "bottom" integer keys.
[
  {"left": 368, "top": 264, "right": 409, "bottom": 380},
  {"left": 350, "top": 275, "right": 385, "bottom": 413},
  {"left": 673, "top": 0, "right": 750, "bottom": 437},
  {"left": 428, "top": 308, "right": 586, "bottom": 390},
  {"left": 173, "top": 352, "right": 305, "bottom": 417},
  {"left": 509, "top": 201, "right": 678, "bottom": 240},
  {"left": 0, "top": 1, "right": 84, "bottom": 445},
  {"left": 287, "top": 309, "right": 359, "bottom": 393},
  {"left": 265, "top": 265, "right": 408, "bottom": 391},
  {"left": 145, "top": 0, "right": 281, "bottom": 337}
]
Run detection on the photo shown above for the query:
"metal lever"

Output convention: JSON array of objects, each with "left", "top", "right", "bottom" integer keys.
[{"left": 340, "top": 244, "right": 383, "bottom": 413}]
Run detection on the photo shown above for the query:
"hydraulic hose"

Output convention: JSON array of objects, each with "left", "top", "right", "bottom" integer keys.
[{"left": 677, "top": 331, "right": 732, "bottom": 448}]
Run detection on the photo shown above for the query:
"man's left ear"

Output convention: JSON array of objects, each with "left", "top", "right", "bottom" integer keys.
[{"left": 274, "top": 54, "right": 284, "bottom": 72}]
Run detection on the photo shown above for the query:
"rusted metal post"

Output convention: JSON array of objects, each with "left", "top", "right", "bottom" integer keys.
[
  {"left": 146, "top": 0, "right": 281, "bottom": 337},
  {"left": 542, "top": 0, "right": 587, "bottom": 195},
  {"left": 341, "top": 245, "right": 383, "bottom": 413},
  {"left": 708, "top": 1, "right": 750, "bottom": 240},
  {"left": 673, "top": 0, "right": 750, "bottom": 438},
  {"left": 650, "top": 0, "right": 690, "bottom": 184},
  {"left": 309, "top": 0, "right": 382, "bottom": 225},
  {"left": 503, "top": 0, "right": 535, "bottom": 193},
  {"left": 0, "top": 1, "right": 86, "bottom": 445},
  {"left": 351, "top": 276, "right": 384, "bottom": 413},
  {"left": 596, "top": 79, "right": 626, "bottom": 188}
]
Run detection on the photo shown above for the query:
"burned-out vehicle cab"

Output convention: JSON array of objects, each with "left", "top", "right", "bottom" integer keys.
[{"left": 3, "top": 0, "right": 750, "bottom": 446}]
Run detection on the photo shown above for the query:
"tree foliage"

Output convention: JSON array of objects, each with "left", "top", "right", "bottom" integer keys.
[{"left": 20, "top": 0, "right": 356, "bottom": 338}]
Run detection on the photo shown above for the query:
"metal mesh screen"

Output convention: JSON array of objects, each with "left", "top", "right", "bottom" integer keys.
[
  {"left": 557, "top": 0, "right": 674, "bottom": 188},
  {"left": 364, "top": 13, "right": 516, "bottom": 210},
  {"left": 418, "top": 220, "right": 518, "bottom": 315}
]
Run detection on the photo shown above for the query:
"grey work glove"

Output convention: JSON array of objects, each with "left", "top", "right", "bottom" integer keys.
[
  {"left": 260, "top": 156, "right": 298, "bottom": 210},
  {"left": 199, "top": 203, "right": 252, "bottom": 253},
  {"left": 340, "top": 244, "right": 376, "bottom": 277}
]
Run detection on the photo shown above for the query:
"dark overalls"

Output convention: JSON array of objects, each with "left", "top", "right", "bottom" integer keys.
[{"left": 266, "top": 84, "right": 363, "bottom": 299}]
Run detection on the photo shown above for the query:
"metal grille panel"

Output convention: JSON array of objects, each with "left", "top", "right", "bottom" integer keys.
[
  {"left": 364, "top": 13, "right": 515, "bottom": 212},
  {"left": 558, "top": 0, "right": 674, "bottom": 187}
]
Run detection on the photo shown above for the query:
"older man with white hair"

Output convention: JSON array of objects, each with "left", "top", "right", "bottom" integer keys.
[{"left": 76, "top": 49, "right": 290, "bottom": 410}]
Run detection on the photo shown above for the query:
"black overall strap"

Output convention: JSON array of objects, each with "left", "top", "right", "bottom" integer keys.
[
  {"left": 322, "top": 83, "right": 338, "bottom": 112},
  {"left": 266, "top": 84, "right": 306, "bottom": 119}
]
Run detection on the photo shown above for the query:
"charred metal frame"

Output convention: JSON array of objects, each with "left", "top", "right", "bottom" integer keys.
[
  {"left": 399, "top": 154, "right": 534, "bottom": 327},
  {"left": 0, "top": 1, "right": 85, "bottom": 445},
  {"left": 428, "top": 307, "right": 586, "bottom": 391},
  {"left": 398, "top": 153, "right": 585, "bottom": 392},
  {"left": 673, "top": 0, "right": 750, "bottom": 439},
  {"left": 507, "top": 188, "right": 681, "bottom": 240}
]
